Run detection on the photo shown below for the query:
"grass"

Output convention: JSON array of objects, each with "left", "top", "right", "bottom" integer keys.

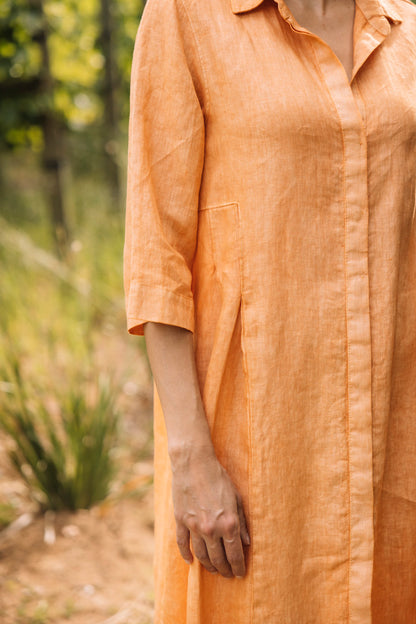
[
  {"left": 0, "top": 148, "right": 148, "bottom": 373},
  {"left": 0, "top": 144, "right": 154, "bottom": 624},
  {"left": 61, "top": 598, "right": 76, "bottom": 620},
  {"left": 0, "top": 147, "right": 148, "bottom": 512},
  {"left": 0, "top": 355, "right": 120, "bottom": 511},
  {"left": 16, "top": 598, "right": 50, "bottom": 624},
  {"left": 0, "top": 500, "right": 18, "bottom": 528},
  {"left": 1, "top": 157, "right": 126, "bottom": 360}
]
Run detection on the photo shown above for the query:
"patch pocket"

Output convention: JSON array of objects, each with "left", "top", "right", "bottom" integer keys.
[
  {"left": 198, "top": 202, "right": 243, "bottom": 421},
  {"left": 201, "top": 202, "right": 242, "bottom": 293}
]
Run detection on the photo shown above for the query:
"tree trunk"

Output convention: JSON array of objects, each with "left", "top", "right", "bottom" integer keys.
[
  {"left": 35, "top": 0, "right": 70, "bottom": 256},
  {"left": 99, "top": 0, "right": 121, "bottom": 211}
]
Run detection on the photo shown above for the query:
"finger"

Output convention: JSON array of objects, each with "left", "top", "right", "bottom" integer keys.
[
  {"left": 237, "top": 498, "right": 250, "bottom": 546},
  {"left": 204, "top": 538, "right": 233, "bottom": 578},
  {"left": 190, "top": 532, "right": 218, "bottom": 574},
  {"left": 222, "top": 533, "right": 246, "bottom": 578},
  {"left": 176, "top": 523, "right": 193, "bottom": 564}
]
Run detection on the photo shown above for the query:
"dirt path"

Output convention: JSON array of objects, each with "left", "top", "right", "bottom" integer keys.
[
  {"left": 0, "top": 491, "right": 155, "bottom": 624},
  {"left": 0, "top": 334, "right": 157, "bottom": 624}
]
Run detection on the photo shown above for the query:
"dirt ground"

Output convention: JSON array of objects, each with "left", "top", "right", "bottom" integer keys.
[{"left": 0, "top": 334, "right": 157, "bottom": 624}]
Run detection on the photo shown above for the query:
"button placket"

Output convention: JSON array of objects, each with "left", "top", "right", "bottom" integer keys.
[{"left": 274, "top": 11, "right": 380, "bottom": 621}]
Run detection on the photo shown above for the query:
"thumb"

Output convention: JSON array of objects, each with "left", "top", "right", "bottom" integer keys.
[
  {"left": 237, "top": 497, "right": 250, "bottom": 546},
  {"left": 176, "top": 523, "right": 193, "bottom": 564}
]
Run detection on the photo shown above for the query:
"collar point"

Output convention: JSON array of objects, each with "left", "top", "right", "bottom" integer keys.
[
  {"left": 380, "top": 1, "right": 403, "bottom": 24},
  {"left": 230, "top": 0, "right": 266, "bottom": 14}
]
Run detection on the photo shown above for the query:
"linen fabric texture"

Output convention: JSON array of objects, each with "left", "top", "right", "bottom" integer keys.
[{"left": 124, "top": 0, "right": 416, "bottom": 621}]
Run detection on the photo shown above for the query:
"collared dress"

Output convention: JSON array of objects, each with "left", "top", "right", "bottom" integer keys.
[{"left": 124, "top": 0, "right": 416, "bottom": 621}]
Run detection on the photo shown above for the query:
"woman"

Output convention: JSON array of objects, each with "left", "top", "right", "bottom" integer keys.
[{"left": 124, "top": 0, "right": 416, "bottom": 621}]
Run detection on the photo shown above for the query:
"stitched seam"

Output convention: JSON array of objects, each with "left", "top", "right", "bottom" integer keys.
[
  {"left": 379, "top": 257, "right": 401, "bottom": 499},
  {"left": 129, "top": 281, "right": 194, "bottom": 302},
  {"left": 363, "top": 14, "right": 391, "bottom": 36},
  {"left": 206, "top": 201, "right": 254, "bottom": 619},
  {"left": 342, "top": 136, "right": 352, "bottom": 624},
  {"left": 353, "top": 78, "right": 367, "bottom": 126},
  {"left": 355, "top": 81, "right": 376, "bottom": 547},
  {"left": 206, "top": 208, "right": 217, "bottom": 273},
  {"left": 355, "top": 2, "right": 396, "bottom": 35},
  {"left": 413, "top": 185, "right": 416, "bottom": 225},
  {"left": 375, "top": 484, "right": 416, "bottom": 505},
  {"left": 307, "top": 39, "right": 352, "bottom": 624},
  {"left": 203, "top": 205, "right": 242, "bottom": 430},
  {"left": 199, "top": 201, "right": 239, "bottom": 212},
  {"left": 235, "top": 203, "right": 254, "bottom": 624},
  {"left": 177, "top": 0, "right": 212, "bottom": 115}
]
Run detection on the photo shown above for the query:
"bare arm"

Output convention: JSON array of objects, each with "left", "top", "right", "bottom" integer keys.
[{"left": 143, "top": 321, "right": 250, "bottom": 578}]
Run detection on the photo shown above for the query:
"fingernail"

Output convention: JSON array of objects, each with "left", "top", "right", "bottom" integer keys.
[
  {"left": 236, "top": 576, "right": 244, "bottom": 579},
  {"left": 185, "top": 559, "right": 192, "bottom": 564}
]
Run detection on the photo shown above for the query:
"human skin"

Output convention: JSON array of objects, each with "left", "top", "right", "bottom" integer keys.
[
  {"left": 284, "top": 0, "right": 355, "bottom": 80},
  {"left": 144, "top": 322, "right": 250, "bottom": 579},
  {"left": 143, "top": 0, "right": 356, "bottom": 579}
]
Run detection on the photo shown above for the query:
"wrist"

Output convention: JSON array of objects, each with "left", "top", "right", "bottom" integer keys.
[{"left": 168, "top": 438, "right": 216, "bottom": 470}]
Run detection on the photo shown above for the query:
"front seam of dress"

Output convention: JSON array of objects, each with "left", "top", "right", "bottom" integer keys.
[
  {"left": 341, "top": 109, "right": 353, "bottom": 624},
  {"left": 306, "top": 28, "right": 375, "bottom": 623},
  {"left": 307, "top": 37, "right": 353, "bottom": 621},
  {"left": 236, "top": 204, "right": 254, "bottom": 624}
]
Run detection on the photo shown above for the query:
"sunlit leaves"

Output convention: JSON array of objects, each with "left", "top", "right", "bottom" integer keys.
[{"left": 0, "top": 0, "right": 144, "bottom": 148}]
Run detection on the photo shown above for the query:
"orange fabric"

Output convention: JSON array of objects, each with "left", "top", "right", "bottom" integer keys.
[{"left": 124, "top": 0, "right": 416, "bottom": 621}]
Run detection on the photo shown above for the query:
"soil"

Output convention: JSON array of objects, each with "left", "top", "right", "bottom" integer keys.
[{"left": 0, "top": 333, "right": 157, "bottom": 624}]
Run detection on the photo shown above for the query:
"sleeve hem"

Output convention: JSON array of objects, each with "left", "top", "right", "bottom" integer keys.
[{"left": 126, "top": 284, "right": 195, "bottom": 336}]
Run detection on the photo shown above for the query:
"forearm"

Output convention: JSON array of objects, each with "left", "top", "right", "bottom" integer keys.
[
  {"left": 143, "top": 321, "right": 249, "bottom": 577},
  {"left": 143, "top": 321, "right": 215, "bottom": 462}
]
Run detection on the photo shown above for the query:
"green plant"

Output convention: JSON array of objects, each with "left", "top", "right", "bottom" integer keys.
[
  {"left": 16, "top": 598, "right": 50, "bottom": 624},
  {"left": 0, "top": 500, "right": 17, "bottom": 528},
  {"left": 0, "top": 357, "right": 120, "bottom": 511},
  {"left": 62, "top": 598, "right": 76, "bottom": 620}
]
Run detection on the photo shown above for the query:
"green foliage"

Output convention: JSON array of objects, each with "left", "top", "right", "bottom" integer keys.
[
  {"left": 0, "top": 501, "right": 17, "bottom": 528},
  {"left": 0, "top": 0, "right": 149, "bottom": 530},
  {"left": 0, "top": 0, "right": 144, "bottom": 151},
  {"left": 0, "top": 154, "right": 149, "bottom": 512},
  {"left": 0, "top": 355, "right": 120, "bottom": 511},
  {"left": 0, "top": 150, "right": 127, "bottom": 365}
]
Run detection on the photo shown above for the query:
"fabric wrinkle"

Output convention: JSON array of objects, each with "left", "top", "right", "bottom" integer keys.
[{"left": 123, "top": 0, "right": 416, "bottom": 621}]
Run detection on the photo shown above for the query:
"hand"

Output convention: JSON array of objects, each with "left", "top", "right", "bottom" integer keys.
[{"left": 171, "top": 447, "right": 250, "bottom": 578}]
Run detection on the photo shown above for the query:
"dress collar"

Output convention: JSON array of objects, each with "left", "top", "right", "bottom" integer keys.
[{"left": 230, "top": 0, "right": 402, "bottom": 25}]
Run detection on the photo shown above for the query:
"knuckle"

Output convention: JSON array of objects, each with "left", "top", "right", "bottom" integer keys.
[
  {"left": 186, "top": 518, "right": 198, "bottom": 533},
  {"left": 200, "top": 521, "right": 216, "bottom": 538},
  {"left": 174, "top": 509, "right": 187, "bottom": 524},
  {"left": 222, "top": 517, "right": 239, "bottom": 537}
]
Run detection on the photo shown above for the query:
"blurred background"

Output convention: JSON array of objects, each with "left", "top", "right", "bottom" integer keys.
[{"left": 0, "top": 1, "right": 156, "bottom": 622}]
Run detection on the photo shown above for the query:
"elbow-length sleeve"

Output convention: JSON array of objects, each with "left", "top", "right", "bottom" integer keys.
[{"left": 124, "top": 0, "right": 206, "bottom": 336}]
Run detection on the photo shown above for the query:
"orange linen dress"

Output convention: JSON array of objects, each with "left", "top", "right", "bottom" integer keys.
[{"left": 124, "top": 0, "right": 416, "bottom": 621}]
